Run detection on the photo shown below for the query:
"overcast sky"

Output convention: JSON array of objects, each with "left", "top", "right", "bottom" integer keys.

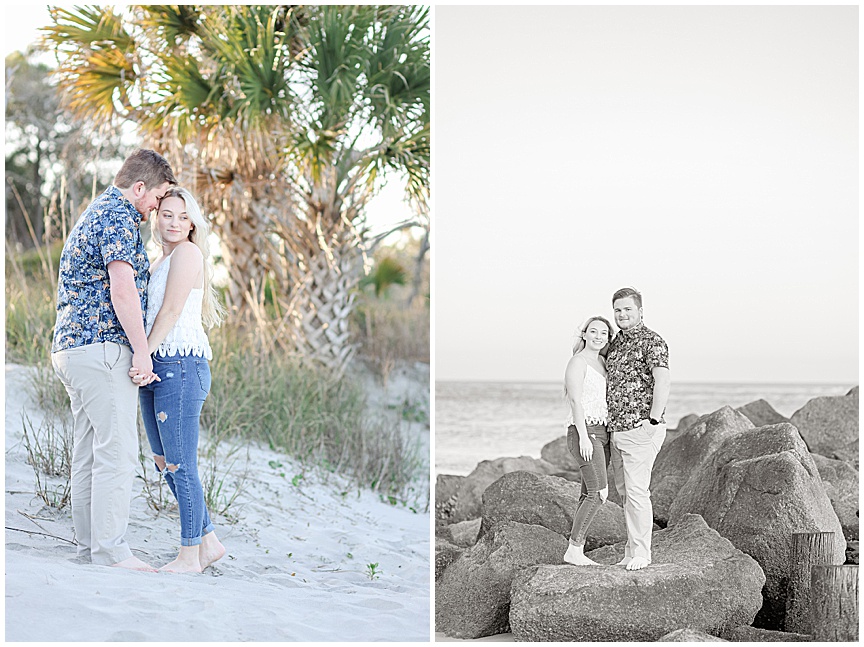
[{"left": 435, "top": 5, "right": 858, "bottom": 384}]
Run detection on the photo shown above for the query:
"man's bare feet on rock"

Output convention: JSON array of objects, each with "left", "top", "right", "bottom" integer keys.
[
  {"left": 111, "top": 556, "right": 158, "bottom": 572},
  {"left": 626, "top": 556, "right": 650, "bottom": 570},
  {"left": 160, "top": 545, "right": 202, "bottom": 574},
  {"left": 563, "top": 543, "right": 600, "bottom": 566},
  {"left": 199, "top": 533, "right": 226, "bottom": 570}
]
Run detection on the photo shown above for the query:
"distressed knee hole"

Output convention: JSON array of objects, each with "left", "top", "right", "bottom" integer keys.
[
  {"left": 599, "top": 486, "right": 609, "bottom": 502},
  {"left": 166, "top": 463, "right": 178, "bottom": 473},
  {"left": 157, "top": 411, "right": 168, "bottom": 423},
  {"left": 153, "top": 455, "right": 166, "bottom": 471}
]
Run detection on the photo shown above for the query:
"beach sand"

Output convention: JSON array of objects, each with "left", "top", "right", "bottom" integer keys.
[
  {"left": 5, "top": 362, "right": 430, "bottom": 642},
  {"left": 435, "top": 632, "right": 514, "bottom": 642}
]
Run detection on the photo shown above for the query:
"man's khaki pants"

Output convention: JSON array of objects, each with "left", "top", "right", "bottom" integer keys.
[
  {"left": 52, "top": 342, "right": 139, "bottom": 565},
  {"left": 610, "top": 422, "right": 667, "bottom": 563}
]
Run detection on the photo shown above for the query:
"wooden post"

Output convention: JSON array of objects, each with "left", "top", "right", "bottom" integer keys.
[
  {"left": 810, "top": 565, "right": 859, "bottom": 642},
  {"left": 785, "top": 532, "right": 838, "bottom": 634}
]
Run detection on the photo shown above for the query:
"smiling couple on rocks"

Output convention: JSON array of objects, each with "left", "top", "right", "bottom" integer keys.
[{"left": 562, "top": 287, "right": 671, "bottom": 571}]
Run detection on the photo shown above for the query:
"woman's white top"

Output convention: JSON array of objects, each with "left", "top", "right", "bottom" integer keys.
[
  {"left": 145, "top": 252, "right": 213, "bottom": 360},
  {"left": 566, "top": 363, "right": 608, "bottom": 427}
]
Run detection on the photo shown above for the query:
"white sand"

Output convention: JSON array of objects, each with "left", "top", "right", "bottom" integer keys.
[{"left": 5, "top": 362, "right": 430, "bottom": 642}]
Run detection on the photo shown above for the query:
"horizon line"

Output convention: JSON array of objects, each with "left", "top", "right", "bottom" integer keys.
[{"left": 435, "top": 378, "right": 857, "bottom": 387}]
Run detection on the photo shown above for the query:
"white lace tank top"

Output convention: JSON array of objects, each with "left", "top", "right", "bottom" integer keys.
[
  {"left": 566, "top": 364, "right": 608, "bottom": 427},
  {"left": 145, "top": 253, "right": 213, "bottom": 360}
]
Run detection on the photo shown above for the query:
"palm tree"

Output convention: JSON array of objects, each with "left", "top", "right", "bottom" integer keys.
[{"left": 42, "top": 4, "right": 429, "bottom": 373}]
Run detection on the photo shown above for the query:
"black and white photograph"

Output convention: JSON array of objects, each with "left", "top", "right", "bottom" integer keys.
[{"left": 434, "top": 5, "right": 858, "bottom": 642}]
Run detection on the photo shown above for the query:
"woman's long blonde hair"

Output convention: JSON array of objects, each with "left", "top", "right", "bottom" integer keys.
[{"left": 152, "top": 187, "right": 225, "bottom": 329}]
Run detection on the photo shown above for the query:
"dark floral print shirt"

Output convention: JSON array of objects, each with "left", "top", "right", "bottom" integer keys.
[
  {"left": 51, "top": 186, "right": 149, "bottom": 352},
  {"left": 606, "top": 321, "right": 669, "bottom": 433}
]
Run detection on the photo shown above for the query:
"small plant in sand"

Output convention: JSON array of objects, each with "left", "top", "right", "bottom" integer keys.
[
  {"left": 365, "top": 562, "right": 381, "bottom": 580},
  {"left": 199, "top": 427, "right": 251, "bottom": 523},
  {"left": 136, "top": 422, "right": 177, "bottom": 515},
  {"left": 20, "top": 411, "right": 72, "bottom": 510}
]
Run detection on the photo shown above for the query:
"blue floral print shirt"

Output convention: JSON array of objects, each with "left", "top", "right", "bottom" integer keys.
[
  {"left": 52, "top": 186, "right": 149, "bottom": 352},
  {"left": 606, "top": 321, "right": 669, "bottom": 433}
]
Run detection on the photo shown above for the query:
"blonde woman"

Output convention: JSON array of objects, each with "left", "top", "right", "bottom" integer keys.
[
  {"left": 131, "top": 187, "right": 226, "bottom": 573},
  {"left": 562, "top": 316, "right": 613, "bottom": 566}
]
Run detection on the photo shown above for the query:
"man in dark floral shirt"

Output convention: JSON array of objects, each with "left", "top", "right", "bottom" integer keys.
[
  {"left": 51, "top": 149, "right": 175, "bottom": 571},
  {"left": 606, "top": 287, "right": 670, "bottom": 571}
]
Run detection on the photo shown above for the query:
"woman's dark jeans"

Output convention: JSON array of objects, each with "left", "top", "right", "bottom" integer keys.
[{"left": 567, "top": 423, "right": 610, "bottom": 546}]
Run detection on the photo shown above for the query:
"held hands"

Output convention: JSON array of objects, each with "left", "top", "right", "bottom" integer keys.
[{"left": 129, "top": 351, "right": 160, "bottom": 387}]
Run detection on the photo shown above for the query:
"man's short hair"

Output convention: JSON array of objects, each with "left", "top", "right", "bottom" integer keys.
[
  {"left": 114, "top": 149, "right": 177, "bottom": 190},
  {"left": 612, "top": 286, "right": 642, "bottom": 308}
]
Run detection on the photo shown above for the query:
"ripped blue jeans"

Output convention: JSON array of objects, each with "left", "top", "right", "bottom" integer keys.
[
  {"left": 139, "top": 353, "right": 214, "bottom": 546},
  {"left": 567, "top": 423, "right": 610, "bottom": 547}
]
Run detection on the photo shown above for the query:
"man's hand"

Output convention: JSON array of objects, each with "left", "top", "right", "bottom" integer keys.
[{"left": 129, "top": 351, "right": 159, "bottom": 386}]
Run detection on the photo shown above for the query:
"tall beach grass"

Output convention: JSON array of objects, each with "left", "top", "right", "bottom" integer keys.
[{"left": 6, "top": 213, "right": 430, "bottom": 516}]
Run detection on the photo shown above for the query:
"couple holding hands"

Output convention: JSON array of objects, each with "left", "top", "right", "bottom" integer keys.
[
  {"left": 51, "top": 149, "right": 225, "bottom": 573},
  {"left": 563, "top": 287, "right": 671, "bottom": 571}
]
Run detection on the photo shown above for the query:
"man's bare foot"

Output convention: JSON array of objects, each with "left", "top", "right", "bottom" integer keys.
[
  {"left": 563, "top": 543, "right": 600, "bottom": 566},
  {"left": 159, "top": 545, "right": 202, "bottom": 573},
  {"left": 111, "top": 556, "right": 157, "bottom": 572},
  {"left": 199, "top": 533, "right": 226, "bottom": 570},
  {"left": 626, "top": 556, "right": 650, "bottom": 570},
  {"left": 617, "top": 556, "right": 632, "bottom": 567}
]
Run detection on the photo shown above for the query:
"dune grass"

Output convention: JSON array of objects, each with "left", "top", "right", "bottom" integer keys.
[{"left": 6, "top": 230, "right": 429, "bottom": 517}]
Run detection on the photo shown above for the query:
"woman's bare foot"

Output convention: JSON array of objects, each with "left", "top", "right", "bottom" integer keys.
[
  {"left": 563, "top": 542, "right": 600, "bottom": 566},
  {"left": 111, "top": 556, "right": 158, "bottom": 572},
  {"left": 199, "top": 532, "right": 226, "bottom": 570},
  {"left": 159, "top": 545, "right": 202, "bottom": 574}
]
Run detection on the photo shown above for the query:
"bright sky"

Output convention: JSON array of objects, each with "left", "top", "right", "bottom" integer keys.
[
  {"left": 3, "top": 4, "right": 416, "bottom": 240},
  {"left": 435, "top": 5, "right": 858, "bottom": 384}
]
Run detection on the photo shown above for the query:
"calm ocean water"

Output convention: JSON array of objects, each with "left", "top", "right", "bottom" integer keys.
[{"left": 434, "top": 381, "right": 855, "bottom": 476}]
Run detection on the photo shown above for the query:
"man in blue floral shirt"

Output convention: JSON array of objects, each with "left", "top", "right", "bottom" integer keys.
[
  {"left": 606, "top": 287, "right": 671, "bottom": 571},
  {"left": 51, "top": 149, "right": 175, "bottom": 571}
]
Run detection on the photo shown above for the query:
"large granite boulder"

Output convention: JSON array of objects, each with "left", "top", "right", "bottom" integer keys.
[
  {"left": 441, "top": 518, "right": 482, "bottom": 547},
  {"left": 479, "top": 470, "right": 628, "bottom": 551},
  {"left": 435, "top": 538, "right": 464, "bottom": 581},
  {"left": 722, "top": 625, "right": 813, "bottom": 642},
  {"left": 540, "top": 435, "right": 578, "bottom": 471},
  {"left": 736, "top": 399, "right": 789, "bottom": 427},
  {"left": 790, "top": 392, "right": 858, "bottom": 463},
  {"left": 435, "top": 521, "right": 566, "bottom": 639},
  {"left": 658, "top": 628, "right": 727, "bottom": 641},
  {"left": 668, "top": 423, "right": 846, "bottom": 630},
  {"left": 673, "top": 413, "right": 700, "bottom": 434},
  {"left": 509, "top": 514, "right": 764, "bottom": 641},
  {"left": 811, "top": 453, "right": 859, "bottom": 540},
  {"left": 438, "top": 456, "right": 559, "bottom": 525},
  {"left": 651, "top": 407, "right": 754, "bottom": 525},
  {"left": 435, "top": 473, "right": 465, "bottom": 523}
]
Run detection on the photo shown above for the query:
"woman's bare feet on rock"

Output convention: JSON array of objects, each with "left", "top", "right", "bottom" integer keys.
[
  {"left": 563, "top": 543, "right": 600, "bottom": 566},
  {"left": 159, "top": 545, "right": 202, "bottom": 574},
  {"left": 111, "top": 556, "right": 158, "bottom": 572},
  {"left": 199, "top": 532, "right": 226, "bottom": 570},
  {"left": 626, "top": 556, "right": 650, "bottom": 571}
]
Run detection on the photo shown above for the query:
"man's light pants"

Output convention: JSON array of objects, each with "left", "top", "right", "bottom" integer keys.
[
  {"left": 610, "top": 422, "right": 667, "bottom": 563},
  {"left": 52, "top": 342, "right": 139, "bottom": 565}
]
